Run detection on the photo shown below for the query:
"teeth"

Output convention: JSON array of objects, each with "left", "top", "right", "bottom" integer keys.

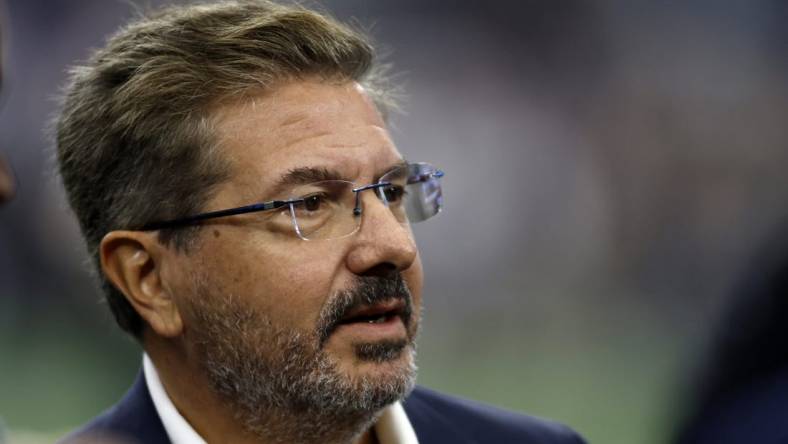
[{"left": 368, "top": 315, "right": 387, "bottom": 324}]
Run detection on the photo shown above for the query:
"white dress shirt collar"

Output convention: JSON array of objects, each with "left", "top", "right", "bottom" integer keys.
[
  {"left": 144, "top": 354, "right": 207, "bottom": 444},
  {"left": 143, "top": 354, "right": 419, "bottom": 444}
]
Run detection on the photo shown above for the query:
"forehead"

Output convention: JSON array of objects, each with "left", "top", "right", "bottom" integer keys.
[{"left": 211, "top": 80, "right": 402, "bottom": 199}]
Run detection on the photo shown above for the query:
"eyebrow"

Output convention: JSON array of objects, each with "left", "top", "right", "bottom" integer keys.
[
  {"left": 267, "top": 159, "right": 409, "bottom": 198},
  {"left": 384, "top": 159, "right": 409, "bottom": 177},
  {"left": 266, "top": 166, "right": 342, "bottom": 198}
]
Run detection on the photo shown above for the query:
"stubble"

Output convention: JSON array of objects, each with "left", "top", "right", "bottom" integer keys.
[{"left": 186, "top": 273, "right": 419, "bottom": 444}]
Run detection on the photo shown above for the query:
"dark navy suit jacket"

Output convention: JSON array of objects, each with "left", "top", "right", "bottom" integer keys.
[{"left": 60, "top": 372, "right": 586, "bottom": 444}]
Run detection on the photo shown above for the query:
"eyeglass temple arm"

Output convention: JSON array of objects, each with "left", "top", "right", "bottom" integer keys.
[
  {"left": 141, "top": 170, "right": 444, "bottom": 230},
  {"left": 140, "top": 199, "right": 301, "bottom": 231}
]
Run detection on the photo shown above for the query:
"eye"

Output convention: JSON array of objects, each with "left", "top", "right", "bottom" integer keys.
[
  {"left": 303, "top": 194, "right": 323, "bottom": 211},
  {"left": 383, "top": 185, "right": 406, "bottom": 203}
]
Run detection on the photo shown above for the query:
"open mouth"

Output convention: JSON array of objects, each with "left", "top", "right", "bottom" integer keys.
[
  {"left": 318, "top": 290, "right": 414, "bottom": 347},
  {"left": 336, "top": 299, "right": 408, "bottom": 327}
]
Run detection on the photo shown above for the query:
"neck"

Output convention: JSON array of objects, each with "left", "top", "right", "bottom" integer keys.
[{"left": 145, "top": 338, "right": 382, "bottom": 444}]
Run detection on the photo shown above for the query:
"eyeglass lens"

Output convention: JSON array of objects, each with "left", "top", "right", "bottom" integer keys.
[{"left": 287, "top": 162, "right": 443, "bottom": 240}]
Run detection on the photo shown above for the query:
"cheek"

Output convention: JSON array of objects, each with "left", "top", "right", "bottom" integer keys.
[{"left": 210, "top": 234, "right": 344, "bottom": 329}]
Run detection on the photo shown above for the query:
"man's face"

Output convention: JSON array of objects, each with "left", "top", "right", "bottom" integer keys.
[{"left": 165, "top": 80, "right": 423, "bottom": 426}]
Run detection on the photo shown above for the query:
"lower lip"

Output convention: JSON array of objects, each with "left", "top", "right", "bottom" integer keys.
[{"left": 332, "top": 315, "right": 407, "bottom": 340}]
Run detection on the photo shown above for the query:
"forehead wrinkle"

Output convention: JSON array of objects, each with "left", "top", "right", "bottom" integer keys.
[
  {"left": 278, "top": 111, "right": 309, "bottom": 128},
  {"left": 272, "top": 113, "right": 354, "bottom": 149}
]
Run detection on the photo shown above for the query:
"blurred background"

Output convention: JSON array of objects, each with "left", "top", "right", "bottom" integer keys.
[{"left": 1, "top": 1, "right": 787, "bottom": 443}]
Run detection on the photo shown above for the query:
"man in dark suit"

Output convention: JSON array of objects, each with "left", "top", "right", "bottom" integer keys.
[{"left": 55, "top": 2, "right": 586, "bottom": 443}]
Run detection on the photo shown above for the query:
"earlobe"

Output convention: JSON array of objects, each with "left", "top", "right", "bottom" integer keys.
[{"left": 100, "top": 231, "right": 184, "bottom": 338}]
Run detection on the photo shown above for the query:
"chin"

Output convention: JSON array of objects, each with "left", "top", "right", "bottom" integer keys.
[{"left": 337, "top": 340, "right": 416, "bottom": 379}]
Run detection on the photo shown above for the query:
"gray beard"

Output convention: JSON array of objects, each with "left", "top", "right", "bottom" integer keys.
[{"left": 187, "top": 275, "right": 419, "bottom": 444}]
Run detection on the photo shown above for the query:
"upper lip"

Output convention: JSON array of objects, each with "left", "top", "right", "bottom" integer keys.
[{"left": 339, "top": 299, "right": 406, "bottom": 323}]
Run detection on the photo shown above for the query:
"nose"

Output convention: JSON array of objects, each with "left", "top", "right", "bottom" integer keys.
[{"left": 345, "top": 191, "right": 418, "bottom": 277}]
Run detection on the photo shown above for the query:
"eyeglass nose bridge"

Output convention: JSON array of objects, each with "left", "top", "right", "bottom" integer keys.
[{"left": 351, "top": 182, "right": 392, "bottom": 216}]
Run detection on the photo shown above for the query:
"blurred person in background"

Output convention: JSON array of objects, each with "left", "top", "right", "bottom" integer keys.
[
  {"left": 54, "top": 1, "right": 585, "bottom": 444},
  {"left": 674, "top": 220, "right": 788, "bottom": 444},
  {"left": 0, "top": 156, "right": 14, "bottom": 204},
  {"left": 0, "top": 11, "right": 15, "bottom": 206}
]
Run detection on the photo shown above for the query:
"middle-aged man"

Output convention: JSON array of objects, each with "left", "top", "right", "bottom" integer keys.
[{"left": 55, "top": 2, "right": 586, "bottom": 443}]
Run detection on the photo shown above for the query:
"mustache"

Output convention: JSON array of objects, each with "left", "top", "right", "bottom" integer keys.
[{"left": 316, "top": 274, "right": 413, "bottom": 346}]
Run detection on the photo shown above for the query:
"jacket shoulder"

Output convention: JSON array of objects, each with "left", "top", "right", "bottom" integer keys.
[
  {"left": 403, "top": 386, "right": 586, "bottom": 444},
  {"left": 58, "top": 409, "right": 136, "bottom": 444},
  {"left": 57, "top": 371, "right": 169, "bottom": 444}
]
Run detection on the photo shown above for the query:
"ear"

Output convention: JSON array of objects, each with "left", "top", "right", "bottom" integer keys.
[{"left": 100, "top": 230, "right": 184, "bottom": 338}]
